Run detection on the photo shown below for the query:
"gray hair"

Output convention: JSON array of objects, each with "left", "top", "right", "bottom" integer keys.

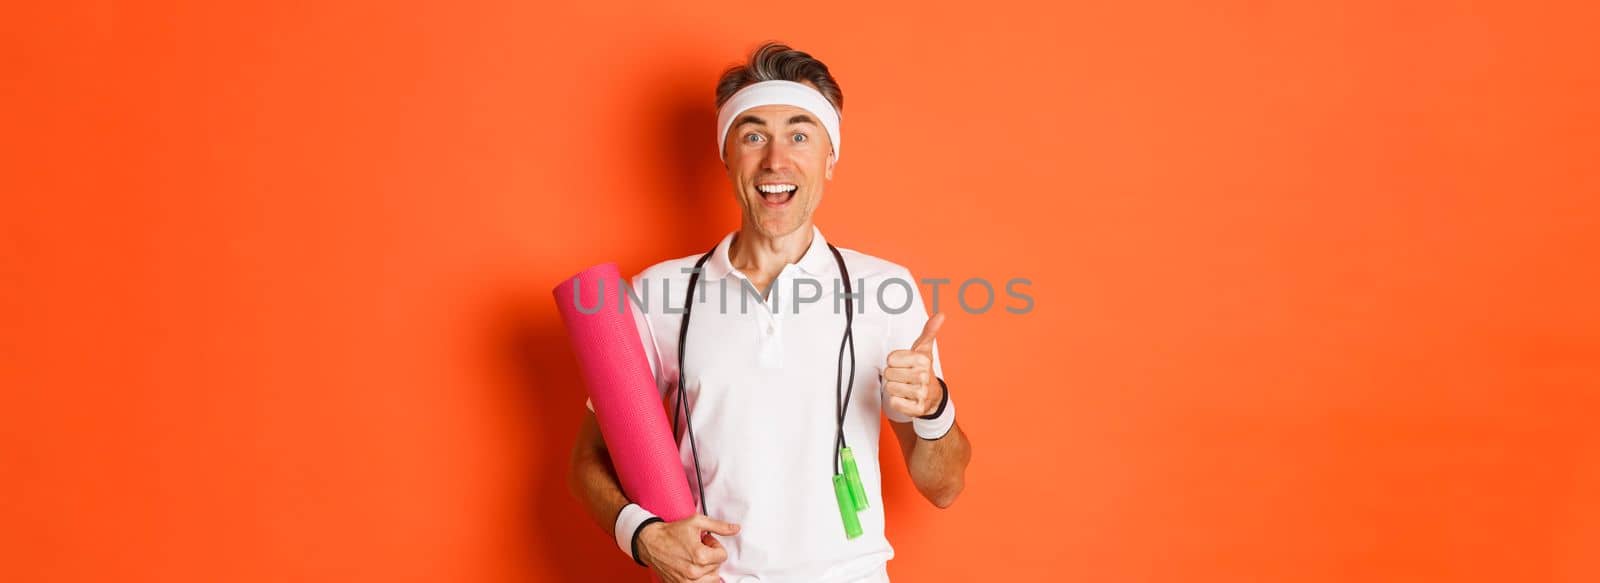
[{"left": 715, "top": 42, "right": 844, "bottom": 113}]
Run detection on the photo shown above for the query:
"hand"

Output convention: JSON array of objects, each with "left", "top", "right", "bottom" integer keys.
[
  {"left": 884, "top": 312, "right": 946, "bottom": 418},
  {"left": 638, "top": 514, "right": 740, "bottom": 583}
]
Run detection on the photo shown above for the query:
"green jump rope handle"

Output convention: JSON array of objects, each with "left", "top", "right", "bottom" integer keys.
[
  {"left": 840, "top": 447, "right": 869, "bottom": 510},
  {"left": 833, "top": 474, "right": 863, "bottom": 539}
]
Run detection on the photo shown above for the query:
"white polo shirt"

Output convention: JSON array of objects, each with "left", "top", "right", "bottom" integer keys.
[{"left": 585, "top": 227, "right": 946, "bottom": 583}]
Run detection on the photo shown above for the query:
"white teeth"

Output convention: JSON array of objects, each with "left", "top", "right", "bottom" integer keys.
[{"left": 757, "top": 184, "right": 797, "bottom": 194}]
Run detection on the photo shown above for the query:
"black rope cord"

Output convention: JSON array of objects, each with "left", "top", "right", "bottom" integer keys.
[
  {"left": 672, "top": 246, "right": 716, "bottom": 516},
  {"left": 829, "top": 244, "right": 856, "bottom": 476}
]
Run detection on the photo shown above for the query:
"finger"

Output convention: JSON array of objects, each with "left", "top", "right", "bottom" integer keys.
[
  {"left": 887, "top": 350, "right": 931, "bottom": 369},
  {"left": 693, "top": 515, "right": 741, "bottom": 536},
  {"left": 882, "top": 366, "right": 924, "bottom": 384},
  {"left": 691, "top": 542, "right": 727, "bottom": 567},
  {"left": 686, "top": 563, "right": 717, "bottom": 580},
  {"left": 693, "top": 547, "right": 716, "bottom": 566},
  {"left": 887, "top": 395, "right": 921, "bottom": 416},
  {"left": 911, "top": 312, "right": 945, "bottom": 351},
  {"left": 883, "top": 380, "right": 924, "bottom": 401},
  {"left": 702, "top": 543, "right": 727, "bottom": 565}
]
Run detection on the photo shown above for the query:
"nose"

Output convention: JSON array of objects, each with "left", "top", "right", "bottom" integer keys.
[{"left": 760, "top": 139, "right": 794, "bottom": 172}]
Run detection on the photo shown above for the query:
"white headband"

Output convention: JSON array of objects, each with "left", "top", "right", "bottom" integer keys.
[{"left": 716, "top": 80, "right": 841, "bottom": 162}]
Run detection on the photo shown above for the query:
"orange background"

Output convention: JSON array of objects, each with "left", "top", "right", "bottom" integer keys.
[{"left": 4, "top": 1, "right": 1598, "bottom": 581}]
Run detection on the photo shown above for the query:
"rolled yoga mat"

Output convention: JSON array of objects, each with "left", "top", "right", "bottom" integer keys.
[{"left": 553, "top": 263, "right": 696, "bottom": 525}]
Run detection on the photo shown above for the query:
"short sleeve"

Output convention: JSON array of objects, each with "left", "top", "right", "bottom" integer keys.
[
  {"left": 585, "top": 274, "right": 667, "bottom": 412},
  {"left": 880, "top": 269, "right": 945, "bottom": 423}
]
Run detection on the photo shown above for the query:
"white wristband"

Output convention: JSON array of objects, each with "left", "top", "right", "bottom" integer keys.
[
  {"left": 911, "top": 383, "right": 956, "bottom": 440},
  {"left": 613, "top": 503, "right": 659, "bottom": 565}
]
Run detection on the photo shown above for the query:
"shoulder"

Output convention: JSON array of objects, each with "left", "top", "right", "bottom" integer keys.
[
  {"left": 631, "top": 251, "right": 706, "bottom": 285},
  {"left": 625, "top": 251, "right": 710, "bottom": 320},
  {"left": 831, "top": 245, "right": 916, "bottom": 283},
  {"left": 829, "top": 245, "right": 934, "bottom": 354},
  {"left": 831, "top": 245, "right": 924, "bottom": 295},
  {"left": 829, "top": 244, "right": 930, "bottom": 314}
]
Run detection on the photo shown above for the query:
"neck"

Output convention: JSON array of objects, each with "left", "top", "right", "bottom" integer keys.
[{"left": 729, "top": 223, "right": 814, "bottom": 281}]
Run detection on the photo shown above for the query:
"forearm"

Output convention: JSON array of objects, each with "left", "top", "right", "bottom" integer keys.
[
  {"left": 912, "top": 421, "right": 970, "bottom": 507},
  {"left": 894, "top": 419, "right": 972, "bottom": 508},
  {"left": 567, "top": 415, "right": 630, "bottom": 535},
  {"left": 569, "top": 414, "right": 710, "bottom": 570}
]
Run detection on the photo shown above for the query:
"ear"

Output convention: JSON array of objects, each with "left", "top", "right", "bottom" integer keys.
[{"left": 825, "top": 154, "right": 835, "bottom": 180}]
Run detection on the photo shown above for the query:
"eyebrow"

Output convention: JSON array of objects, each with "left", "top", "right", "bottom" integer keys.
[{"left": 733, "top": 113, "right": 821, "bottom": 130}]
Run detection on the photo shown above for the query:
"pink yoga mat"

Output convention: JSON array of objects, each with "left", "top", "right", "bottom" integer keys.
[{"left": 553, "top": 263, "right": 695, "bottom": 525}]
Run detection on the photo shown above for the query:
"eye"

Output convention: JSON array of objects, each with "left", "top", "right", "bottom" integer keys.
[
  {"left": 792, "top": 133, "right": 808, "bottom": 143},
  {"left": 744, "top": 132, "right": 765, "bottom": 144}
]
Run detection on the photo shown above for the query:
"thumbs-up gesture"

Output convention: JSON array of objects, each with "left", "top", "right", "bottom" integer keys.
[{"left": 884, "top": 313, "right": 946, "bottom": 418}]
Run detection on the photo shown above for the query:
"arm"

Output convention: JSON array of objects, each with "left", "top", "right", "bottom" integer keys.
[
  {"left": 567, "top": 411, "right": 632, "bottom": 536},
  {"left": 564, "top": 274, "right": 737, "bottom": 581},
  {"left": 568, "top": 411, "right": 738, "bottom": 582},
  {"left": 882, "top": 313, "right": 972, "bottom": 508},
  {"left": 890, "top": 400, "right": 972, "bottom": 508}
]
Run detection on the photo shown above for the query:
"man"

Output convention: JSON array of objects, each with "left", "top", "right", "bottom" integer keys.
[{"left": 567, "top": 42, "right": 972, "bottom": 583}]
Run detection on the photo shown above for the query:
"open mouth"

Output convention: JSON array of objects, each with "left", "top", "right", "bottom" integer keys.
[{"left": 756, "top": 183, "right": 797, "bottom": 207}]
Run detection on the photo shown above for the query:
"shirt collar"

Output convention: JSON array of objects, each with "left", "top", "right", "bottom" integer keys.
[{"left": 703, "top": 226, "right": 834, "bottom": 281}]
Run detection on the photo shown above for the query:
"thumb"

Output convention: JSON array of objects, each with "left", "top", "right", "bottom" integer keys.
[
  {"left": 695, "top": 515, "right": 741, "bottom": 536},
  {"left": 911, "top": 312, "right": 945, "bottom": 352}
]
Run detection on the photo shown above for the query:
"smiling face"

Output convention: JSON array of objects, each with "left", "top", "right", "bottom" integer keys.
[{"left": 722, "top": 103, "right": 836, "bottom": 239}]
